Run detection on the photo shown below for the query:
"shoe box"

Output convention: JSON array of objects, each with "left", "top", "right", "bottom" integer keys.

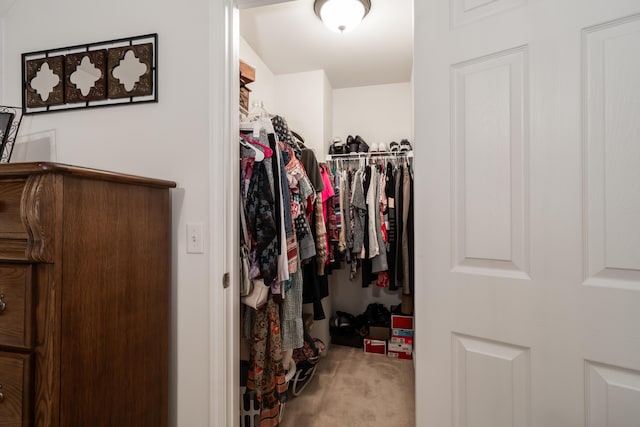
[
  {"left": 387, "top": 341, "right": 412, "bottom": 353},
  {"left": 368, "top": 325, "right": 391, "bottom": 341},
  {"left": 364, "top": 338, "right": 387, "bottom": 355},
  {"left": 388, "top": 315, "right": 414, "bottom": 359},
  {"left": 390, "top": 335, "right": 413, "bottom": 345},
  {"left": 391, "top": 314, "right": 413, "bottom": 329},
  {"left": 387, "top": 349, "right": 413, "bottom": 360},
  {"left": 363, "top": 315, "right": 414, "bottom": 358}
]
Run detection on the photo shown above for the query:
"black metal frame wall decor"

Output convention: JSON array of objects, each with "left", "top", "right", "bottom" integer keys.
[
  {"left": 22, "top": 34, "right": 158, "bottom": 115},
  {"left": 0, "top": 106, "right": 23, "bottom": 163}
]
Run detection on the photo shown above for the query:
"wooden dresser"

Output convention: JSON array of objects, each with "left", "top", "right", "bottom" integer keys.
[{"left": 0, "top": 162, "right": 176, "bottom": 427}]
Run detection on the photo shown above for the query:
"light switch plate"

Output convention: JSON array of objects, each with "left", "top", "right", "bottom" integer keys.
[{"left": 186, "top": 223, "right": 204, "bottom": 254}]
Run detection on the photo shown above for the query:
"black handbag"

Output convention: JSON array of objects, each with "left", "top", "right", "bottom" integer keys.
[{"left": 355, "top": 135, "right": 369, "bottom": 152}]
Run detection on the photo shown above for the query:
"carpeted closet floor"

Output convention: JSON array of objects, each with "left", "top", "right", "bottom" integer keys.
[{"left": 280, "top": 344, "right": 415, "bottom": 427}]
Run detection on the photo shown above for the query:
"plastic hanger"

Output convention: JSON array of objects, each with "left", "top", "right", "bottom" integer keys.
[
  {"left": 241, "top": 133, "right": 273, "bottom": 158},
  {"left": 240, "top": 136, "right": 264, "bottom": 162},
  {"left": 240, "top": 101, "right": 269, "bottom": 129}
]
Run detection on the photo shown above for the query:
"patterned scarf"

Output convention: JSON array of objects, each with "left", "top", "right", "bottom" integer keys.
[
  {"left": 247, "top": 297, "right": 288, "bottom": 427},
  {"left": 271, "top": 115, "right": 302, "bottom": 159},
  {"left": 314, "top": 197, "right": 328, "bottom": 275}
]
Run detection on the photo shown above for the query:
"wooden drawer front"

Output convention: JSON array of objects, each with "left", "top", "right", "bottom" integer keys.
[
  {"left": 0, "top": 180, "right": 27, "bottom": 239},
  {"left": 0, "top": 352, "right": 31, "bottom": 427},
  {"left": 0, "top": 265, "right": 32, "bottom": 349}
]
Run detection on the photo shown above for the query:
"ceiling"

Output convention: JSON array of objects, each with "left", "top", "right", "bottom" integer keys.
[{"left": 239, "top": 0, "right": 413, "bottom": 89}]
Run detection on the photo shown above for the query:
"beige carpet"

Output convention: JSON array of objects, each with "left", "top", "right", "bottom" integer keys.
[{"left": 280, "top": 344, "right": 415, "bottom": 427}]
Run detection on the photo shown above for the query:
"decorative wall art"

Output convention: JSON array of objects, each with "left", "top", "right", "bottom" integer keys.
[
  {"left": 65, "top": 50, "right": 107, "bottom": 103},
  {"left": 0, "top": 106, "right": 23, "bottom": 163},
  {"left": 22, "top": 34, "right": 157, "bottom": 115}
]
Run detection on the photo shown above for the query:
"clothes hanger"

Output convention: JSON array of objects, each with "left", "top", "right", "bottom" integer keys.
[
  {"left": 240, "top": 135, "right": 265, "bottom": 162},
  {"left": 290, "top": 130, "right": 304, "bottom": 144},
  {"left": 241, "top": 132, "right": 273, "bottom": 158},
  {"left": 240, "top": 101, "right": 270, "bottom": 130}
]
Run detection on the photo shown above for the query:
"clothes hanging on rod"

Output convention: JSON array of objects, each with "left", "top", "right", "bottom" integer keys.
[
  {"left": 326, "top": 151, "right": 414, "bottom": 293},
  {"left": 240, "top": 110, "right": 340, "bottom": 427},
  {"left": 240, "top": 114, "right": 295, "bottom": 427}
]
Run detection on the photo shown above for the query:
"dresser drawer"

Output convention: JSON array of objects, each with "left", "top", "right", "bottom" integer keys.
[
  {"left": 0, "top": 265, "right": 33, "bottom": 350},
  {"left": 0, "top": 180, "right": 28, "bottom": 239},
  {"left": 0, "top": 352, "right": 31, "bottom": 427}
]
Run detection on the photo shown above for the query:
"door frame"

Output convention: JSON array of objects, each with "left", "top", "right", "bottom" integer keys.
[{"left": 209, "top": 1, "right": 239, "bottom": 426}]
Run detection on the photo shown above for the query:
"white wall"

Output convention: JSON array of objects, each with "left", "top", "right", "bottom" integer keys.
[
  {"left": 238, "top": 46, "right": 333, "bottom": 160},
  {"left": 333, "top": 82, "right": 413, "bottom": 150},
  {"left": 0, "top": 0, "right": 14, "bottom": 102},
  {"left": 322, "top": 70, "right": 333, "bottom": 159},
  {"left": 240, "top": 36, "right": 277, "bottom": 113},
  {"left": 275, "top": 69, "right": 331, "bottom": 158},
  {"left": 328, "top": 82, "right": 413, "bottom": 316},
  {"left": 410, "top": 68, "right": 415, "bottom": 142},
  {"left": 330, "top": 268, "right": 403, "bottom": 316},
  {"left": 1, "top": 1, "right": 216, "bottom": 426}
]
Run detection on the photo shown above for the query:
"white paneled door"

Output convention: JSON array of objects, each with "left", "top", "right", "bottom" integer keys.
[{"left": 414, "top": 1, "right": 640, "bottom": 426}]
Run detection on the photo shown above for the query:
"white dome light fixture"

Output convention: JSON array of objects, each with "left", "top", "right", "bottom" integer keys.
[{"left": 314, "top": 0, "right": 371, "bottom": 33}]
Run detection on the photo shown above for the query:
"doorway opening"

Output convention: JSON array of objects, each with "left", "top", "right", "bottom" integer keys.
[{"left": 233, "top": 1, "right": 416, "bottom": 425}]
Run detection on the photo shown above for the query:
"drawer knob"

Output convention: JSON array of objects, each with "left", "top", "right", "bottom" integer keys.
[
  {"left": 0, "top": 294, "right": 5, "bottom": 313},
  {"left": 0, "top": 384, "right": 3, "bottom": 403}
]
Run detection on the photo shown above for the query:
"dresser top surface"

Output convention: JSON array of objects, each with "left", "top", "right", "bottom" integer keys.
[{"left": 0, "top": 162, "right": 176, "bottom": 189}]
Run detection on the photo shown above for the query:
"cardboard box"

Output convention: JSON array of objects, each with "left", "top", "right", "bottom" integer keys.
[
  {"left": 387, "top": 341, "right": 413, "bottom": 353},
  {"left": 387, "top": 350, "right": 413, "bottom": 360},
  {"left": 239, "top": 60, "right": 256, "bottom": 84},
  {"left": 368, "top": 326, "right": 391, "bottom": 341},
  {"left": 391, "top": 315, "right": 414, "bottom": 329},
  {"left": 364, "top": 339, "right": 386, "bottom": 355},
  {"left": 390, "top": 336, "right": 413, "bottom": 345},
  {"left": 391, "top": 328, "right": 414, "bottom": 337}
]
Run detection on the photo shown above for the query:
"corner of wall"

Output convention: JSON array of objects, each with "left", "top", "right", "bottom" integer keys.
[
  {"left": 410, "top": 67, "right": 415, "bottom": 142},
  {"left": 240, "top": 36, "right": 278, "bottom": 112},
  {"left": 321, "top": 70, "right": 333, "bottom": 162}
]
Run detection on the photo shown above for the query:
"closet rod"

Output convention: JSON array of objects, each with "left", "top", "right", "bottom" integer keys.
[{"left": 326, "top": 151, "right": 413, "bottom": 161}]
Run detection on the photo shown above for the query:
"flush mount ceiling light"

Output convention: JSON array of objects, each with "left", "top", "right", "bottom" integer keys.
[{"left": 314, "top": 0, "right": 371, "bottom": 33}]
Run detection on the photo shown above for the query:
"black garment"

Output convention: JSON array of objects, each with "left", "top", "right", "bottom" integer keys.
[
  {"left": 361, "top": 166, "right": 377, "bottom": 287},
  {"left": 386, "top": 164, "right": 398, "bottom": 290},
  {"left": 300, "top": 148, "right": 325, "bottom": 193},
  {"left": 394, "top": 167, "right": 404, "bottom": 288},
  {"left": 268, "top": 133, "right": 283, "bottom": 254},
  {"left": 385, "top": 162, "right": 395, "bottom": 197},
  {"left": 301, "top": 208, "right": 329, "bottom": 320},
  {"left": 301, "top": 260, "right": 328, "bottom": 320}
]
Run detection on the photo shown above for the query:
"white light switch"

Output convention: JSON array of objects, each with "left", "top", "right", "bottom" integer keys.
[{"left": 186, "top": 223, "right": 204, "bottom": 254}]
